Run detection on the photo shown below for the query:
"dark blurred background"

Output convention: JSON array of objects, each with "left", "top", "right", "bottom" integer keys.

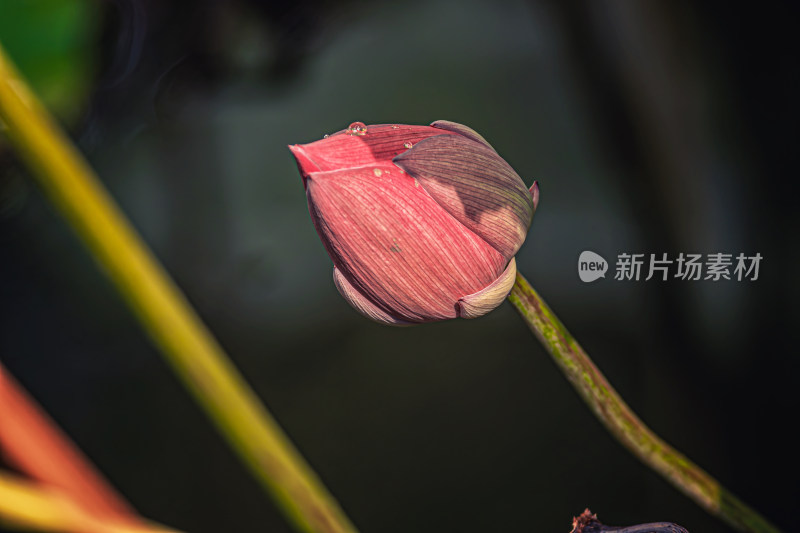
[{"left": 1, "top": 1, "right": 798, "bottom": 532}]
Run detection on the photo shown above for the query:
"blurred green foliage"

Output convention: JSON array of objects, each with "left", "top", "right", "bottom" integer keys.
[{"left": 0, "top": 0, "right": 99, "bottom": 123}]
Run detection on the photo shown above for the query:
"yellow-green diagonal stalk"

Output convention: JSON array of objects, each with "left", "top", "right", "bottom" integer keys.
[
  {"left": 507, "top": 272, "right": 780, "bottom": 533},
  {"left": 0, "top": 42, "right": 357, "bottom": 533}
]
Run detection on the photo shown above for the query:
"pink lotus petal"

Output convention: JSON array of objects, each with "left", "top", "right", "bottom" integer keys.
[
  {"left": 333, "top": 267, "right": 410, "bottom": 326},
  {"left": 306, "top": 163, "right": 505, "bottom": 322},
  {"left": 292, "top": 124, "right": 453, "bottom": 176},
  {"left": 530, "top": 180, "right": 540, "bottom": 214}
]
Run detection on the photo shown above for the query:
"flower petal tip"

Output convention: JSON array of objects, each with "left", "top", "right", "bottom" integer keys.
[
  {"left": 530, "top": 181, "right": 539, "bottom": 213},
  {"left": 393, "top": 134, "right": 533, "bottom": 261},
  {"left": 288, "top": 144, "right": 321, "bottom": 187},
  {"left": 456, "top": 258, "right": 517, "bottom": 319},
  {"left": 430, "top": 119, "right": 495, "bottom": 151}
]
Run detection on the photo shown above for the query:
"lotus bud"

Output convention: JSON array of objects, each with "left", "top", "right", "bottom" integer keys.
[{"left": 289, "top": 120, "right": 538, "bottom": 325}]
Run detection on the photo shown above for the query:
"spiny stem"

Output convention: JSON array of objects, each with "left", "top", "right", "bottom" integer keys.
[
  {"left": 0, "top": 41, "right": 357, "bottom": 533},
  {"left": 507, "top": 272, "right": 780, "bottom": 533}
]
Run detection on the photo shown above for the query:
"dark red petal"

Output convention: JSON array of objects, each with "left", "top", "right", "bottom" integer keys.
[
  {"left": 393, "top": 134, "right": 534, "bottom": 261},
  {"left": 431, "top": 120, "right": 495, "bottom": 151},
  {"left": 305, "top": 163, "right": 505, "bottom": 323}
]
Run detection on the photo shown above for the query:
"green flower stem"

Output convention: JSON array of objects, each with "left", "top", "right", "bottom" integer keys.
[
  {"left": 507, "top": 272, "right": 780, "bottom": 533},
  {"left": 0, "top": 42, "right": 357, "bottom": 533}
]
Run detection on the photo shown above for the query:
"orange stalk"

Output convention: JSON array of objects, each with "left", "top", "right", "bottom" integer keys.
[{"left": 0, "top": 362, "right": 138, "bottom": 524}]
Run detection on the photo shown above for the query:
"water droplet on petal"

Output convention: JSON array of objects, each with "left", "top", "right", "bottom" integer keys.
[
  {"left": 323, "top": 134, "right": 329, "bottom": 138},
  {"left": 373, "top": 168, "right": 382, "bottom": 177},
  {"left": 403, "top": 141, "right": 413, "bottom": 149},
  {"left": 346, "top": 122, "right": 367, "bottom": 136},
  {"left": 391, "top": 125, "right": 399, "bottom": 129}
]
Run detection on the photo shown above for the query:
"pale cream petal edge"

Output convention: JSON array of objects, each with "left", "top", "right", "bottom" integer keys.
[{"left": 456, "top": 258, "right": 517, "bottom": 319}]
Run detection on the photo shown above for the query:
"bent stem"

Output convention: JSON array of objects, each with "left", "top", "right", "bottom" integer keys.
[
  {"left": 507, "top": 272, "right": 779, "bottom": 533},
  {"left": 0, "top": 42, "right": 356, "bottom": 533}
]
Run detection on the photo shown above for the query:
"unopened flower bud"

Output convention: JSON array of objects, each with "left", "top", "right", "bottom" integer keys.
[{"left": 290, "top": 120, "right": 537, "bottom": 325}]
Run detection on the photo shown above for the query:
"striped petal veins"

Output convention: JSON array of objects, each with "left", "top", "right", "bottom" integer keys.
[
  {"left": 305, "top": 163, "right": 505, "bottom": 323},
  {"left": 290, "top": 120, "right": 535, "bottom": 325}
]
